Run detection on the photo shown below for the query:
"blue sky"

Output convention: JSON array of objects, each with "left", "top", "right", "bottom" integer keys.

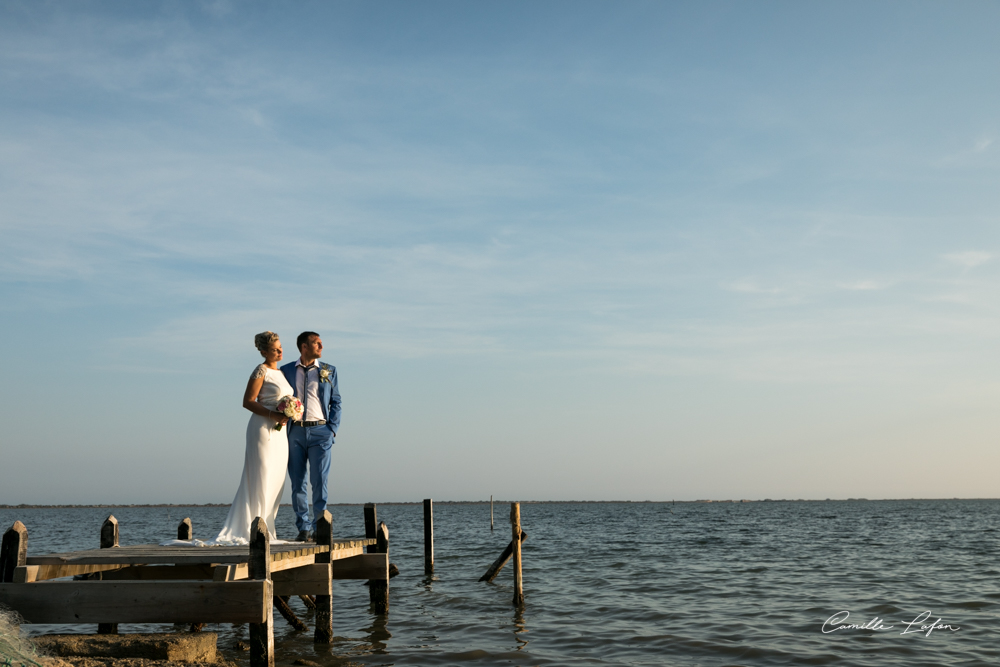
[{"left": 1, "top": 1, "right": 998, "bottom": 503}]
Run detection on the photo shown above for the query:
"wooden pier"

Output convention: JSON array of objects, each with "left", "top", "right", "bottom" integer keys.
[{"left": 0, "top": 511, "right": 390, "bottom": 667}]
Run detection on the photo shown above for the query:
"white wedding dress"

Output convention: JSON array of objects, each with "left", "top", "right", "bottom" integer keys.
[{"left": 162, "top": 364, "right": 294, "bottom": 546}]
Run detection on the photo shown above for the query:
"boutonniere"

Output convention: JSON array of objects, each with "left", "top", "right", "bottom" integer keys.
[{"left": 319, "top": 367, "right": 332, "bottom": 384}]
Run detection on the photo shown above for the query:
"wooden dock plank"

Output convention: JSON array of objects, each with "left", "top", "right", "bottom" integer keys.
[
  {"left": 99, "top": 565, "right": 217, "bottom": 581},
  {"left": 25, "top": 539, "right": 375, "bottom": 567},
  {"left": 14, "top": 564, "right": 126, "bottom": 583},
  {"left": 0, "top": 580, "right": 270, "bottom": 624}
]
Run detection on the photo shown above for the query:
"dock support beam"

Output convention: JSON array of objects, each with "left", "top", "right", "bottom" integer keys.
[
  {"left": 274, "top": 596, "right": 307, "bottom": 631},
  {"left": 423, "top": 499, "right": 434, "bottom": 575},
  {"left": 313, "top": 510, "right": 334, "bottom": 644},
  {"left": 98, "top": 515, "right": 119, "bottom": 634},
  {"left": 248, "top": 517, "right": 273, "bottom": 667},
  {"left": 510, "top": 503, "right": 523, "bottom": 607},
  {"left": 478, "top": 529, "right": 527, "bottom": 583},
  {"left": 1, "top": 521, "right": 28, "bottom": 583}
]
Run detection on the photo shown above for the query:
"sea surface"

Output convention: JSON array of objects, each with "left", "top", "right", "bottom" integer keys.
[{"left": 2, "top": 500, "right": 998, "bottom": 666}]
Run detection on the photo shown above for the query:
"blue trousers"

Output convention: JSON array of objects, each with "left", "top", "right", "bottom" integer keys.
[{"left": 287, "top": 424, "right": 333, "bottom": 532}]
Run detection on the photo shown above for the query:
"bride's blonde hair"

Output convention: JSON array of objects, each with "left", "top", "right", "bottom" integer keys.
[{"left": 254, "top": 331, "right": 280, "bottom": 355}]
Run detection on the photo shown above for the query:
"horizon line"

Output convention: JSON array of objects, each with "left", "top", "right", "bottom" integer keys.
[{"left": 2, "top": 497, "right": 997, "bottom": 509}]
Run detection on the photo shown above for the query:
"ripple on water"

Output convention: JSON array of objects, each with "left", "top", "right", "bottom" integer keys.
[{"left": 2, "top": 500, "right": 998, "bottom": 666}]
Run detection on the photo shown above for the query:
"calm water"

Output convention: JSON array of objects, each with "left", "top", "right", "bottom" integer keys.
[{"left": 2, "top": 500, "right": 998, "bottom": 666}]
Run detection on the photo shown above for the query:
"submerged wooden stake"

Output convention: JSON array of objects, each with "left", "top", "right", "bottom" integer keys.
[
  {"left": 248, "top": 517, "right": 274, "bottom": 667},
  {"left": 510, "top": 503, "right": 524, "bottom": 607},
  {"left": 275, "top": 596, "right": 308, "bottom": 631},
  {"left": 1, "top": 521, "right": 28, "bottom": 583},
  {"left": 423, "top": 499, "right": 434, "bottom": 575},
  {"left": 98, "top": 515, "right": 119, "bottom": 634},
  {"left": 478, "top": 530, "right": 527, "bottom": 583},
  {"left": 313, "top": 510, "right": 334, "bottom": 644}
]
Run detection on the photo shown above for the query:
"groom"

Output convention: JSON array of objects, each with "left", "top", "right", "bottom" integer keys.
[{"left": 281, "top": 331, "right": 342, "bottom": 541}]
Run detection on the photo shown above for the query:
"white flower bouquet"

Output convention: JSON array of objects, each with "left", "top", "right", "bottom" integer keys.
[{"left": 274, "top": 395, "right": 303, "bottom": 431}]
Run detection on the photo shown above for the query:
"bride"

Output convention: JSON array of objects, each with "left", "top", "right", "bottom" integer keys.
[
  {"left": 165, "top": 331, "right": 294, "bottom": 546},
  {"left": 213, "top": 331, "right": 295, "bottom": 544}
]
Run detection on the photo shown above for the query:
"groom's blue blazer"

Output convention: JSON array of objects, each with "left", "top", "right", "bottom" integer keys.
[{"left": 280, "top": 361, "right": 341, "bottom": 439}]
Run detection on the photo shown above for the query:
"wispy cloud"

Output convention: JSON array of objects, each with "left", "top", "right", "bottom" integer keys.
[
  {"left": 944, "top": 251, "right": 992, "bottom": 268},
  {"left": 836, "top": 280, "right": 885, "bottom": 291},
  {"left": 974, "top": 137, "right": 995, "bottom": 153}
]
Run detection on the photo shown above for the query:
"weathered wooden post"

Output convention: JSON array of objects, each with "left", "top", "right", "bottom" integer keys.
[
  {"left": 423, "top": 498, "right": 434, "bottom": 575},
  {"left": 490, "top": 495, "right": 494, "bottom": 531},
  {"left": 248, "top": 517, "right": 274, "bottom": 667},
  {"left": 313, "top": 510, "right": 334, "bottom": 644},
  {"left": 364, "top": 503, "right": 377, "bottom": 550},
  {"left": 364, "top": 503, "right": 386, "bottom": 610},
  {"left": 1, "top": 521, "right": 28, "bottom": 583},
  {"left": 370, "top": 521, "right": 389, "bottom": 613},
  {"left": 101, "top": 515, "right": 120, "bottom": 548},
  {"left": 176, "top": 518, "right": 206, "bottom": 631},
  {"left": 98, "top": 515, "right": 120, "bottom": 634},
  {"left": 510, "top": 503, "right": 524, "bottom": 606}
]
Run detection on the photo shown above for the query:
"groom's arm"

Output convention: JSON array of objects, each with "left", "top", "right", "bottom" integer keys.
[{"left": 327, "top": 367, "right": 341, "bottom": 436}]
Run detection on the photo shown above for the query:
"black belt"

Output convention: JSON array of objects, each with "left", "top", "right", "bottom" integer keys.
[{"left": 293, "top": 420, "right": 326, "bottom": 427}]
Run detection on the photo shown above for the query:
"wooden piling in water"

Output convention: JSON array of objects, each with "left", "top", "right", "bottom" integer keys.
[
  {"left": 491, "top": 496, "right": 494, "bottom": 531},
  {"left": 248, "top": 517, "right": 274, "bottom": 667},
  {"left": 370, "top": 521, "right": 389, "bottom": 613},
  {"left": 364, "top": 504, "right": 389, "bottom": 612},
  {"left": 364, "top": 503, "right": 377, "bottom": 546},
  {"left": 0, "top": 521, "right": 28, "bottom": 583},
  {"left": 510, "top": 503, "right": 524, "bottom": 606},
  {"left": 98, "top": 515, "right": 119, "bottom": 635},
  {"left": 423, "top": 499, "right": 434, "bottom": 575},
  {"left": 176, "top": 517, "right": 205, "bottom": 632},
  {"left": 313, "top": 511, "right": 334, "bottom": 644}
]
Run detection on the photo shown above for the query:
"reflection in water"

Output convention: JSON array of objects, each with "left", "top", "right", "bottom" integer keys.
[
  {"left": 362, "top": 614, "right": 391, "bottom": 654},
  {"left": 513, "top": 607, "right": 528, "bottom": 650}
]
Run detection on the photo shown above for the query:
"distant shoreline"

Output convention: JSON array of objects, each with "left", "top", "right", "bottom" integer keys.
[{"left": 1, "top": 498, "right": 995, "bottom": 508}]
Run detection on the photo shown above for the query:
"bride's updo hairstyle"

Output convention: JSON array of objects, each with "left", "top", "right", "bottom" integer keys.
[{"left": 254, "top": 331, "right": 280, "bottom": 356}]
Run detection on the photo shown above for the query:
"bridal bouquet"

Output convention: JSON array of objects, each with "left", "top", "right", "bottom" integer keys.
[{"left": 273, "top": 395, "right": 303, "bottom": 431}]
